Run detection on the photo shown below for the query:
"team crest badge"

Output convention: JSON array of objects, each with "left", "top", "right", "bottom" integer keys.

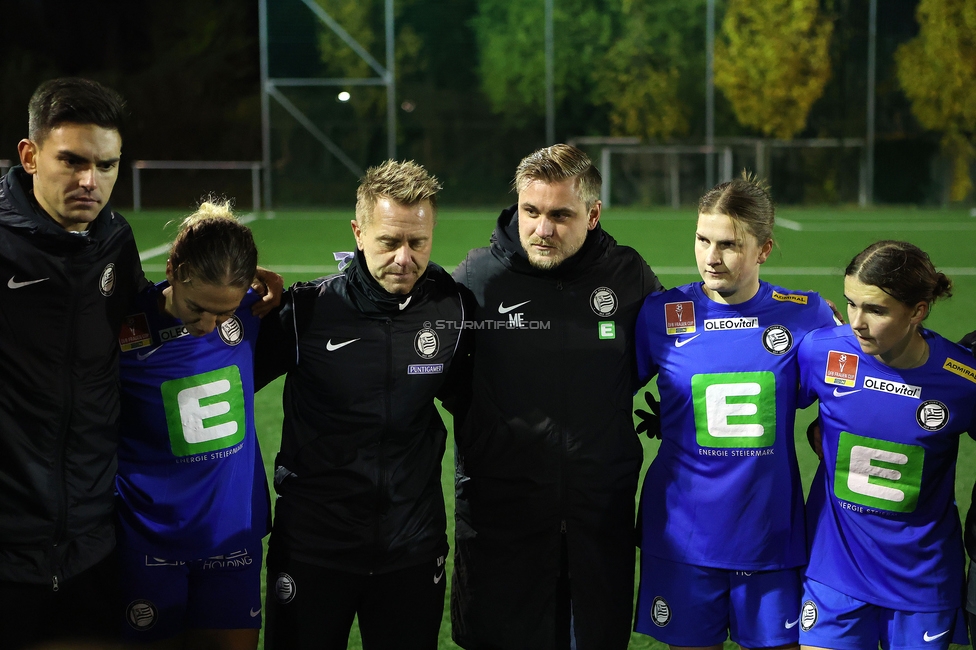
[
  {"left": 762, "top": 325, "right": 793, "bottom": 355},
  {"left": 99, "top": 263, "right": 116, "bottom": 296},
  {"left": 415, "top": 322, "right": 439, "bottom": 359},
  {"left": 916, "top": 400, "right": 949, "bottom": 431},
  {"left": 275, "top": 573, "right": 297, "bottom": 604},
  {"left": 800, "top": 600, "right": 818, "bottom": 631},
  {"left": 650, "top": 596, "right": 671, "bottom": 627},
  {"left": 664, "top": 301, "right": 696, "bottom": 335},
  {"left": 825, "top": 350, "right": 858, "bottom": 387},
  {"left": 126, "top": 599, "right": 158, "bottom": 631},
  {"left": 590, "top": 287, "right": 618, "bottom": 317},
  {"left": 218, "top": 316, "right": 244, "bottom": 346}
]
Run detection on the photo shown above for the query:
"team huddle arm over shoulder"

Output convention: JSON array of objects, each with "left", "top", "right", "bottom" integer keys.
[{"left": 254, "top": 287, "right": 305, "bottom": 390}]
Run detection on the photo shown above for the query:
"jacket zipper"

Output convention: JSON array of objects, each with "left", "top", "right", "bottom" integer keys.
[
  {"left": 52, "top": 258, "right": 82, "bottom": 590},
  {"left": 373, "top": 318, "right": 394, "bottom": 574},
  {"left": 555, "top": 278, "right": 567, "bottom": 536}
]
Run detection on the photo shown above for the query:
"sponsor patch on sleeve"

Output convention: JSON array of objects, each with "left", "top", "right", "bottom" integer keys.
[
  {"left": 943, "top": 358, "right": 976, "bottom": 384},
  {"left": 825, "top": 350, "right": 858, "bottom": 387},
  {"left": 664, "top": 301, "right": 696, "bottom": 335},
  {"left": 772, "top": 290, "right": 808, "bottom": 305},
  {"left": 119, "top": 313, "right": 152, "bottom": 351}
]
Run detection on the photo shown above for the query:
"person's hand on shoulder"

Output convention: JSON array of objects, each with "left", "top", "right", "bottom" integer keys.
[
  {"left": 251, "top": 266, "right": 284, "bottom": 317},
  {"left": 635, "top": 391, "right": 662, "bottom": 439}
]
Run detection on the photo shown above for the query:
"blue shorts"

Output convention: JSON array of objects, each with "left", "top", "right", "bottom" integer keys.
[
  {"left": 120, "top": 544, "right": 263, "bottom": 641},
  {"left": 634, "top": 554, "right": 802, "bottom": 647},
  {"left": 799, "top": 577, "right": 969, "bottom": 650}
]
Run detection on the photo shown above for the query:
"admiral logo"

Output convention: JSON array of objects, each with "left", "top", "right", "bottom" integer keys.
[
  {"left": 160, "top": 325, "right": 189, "bottom": 342},
  {"left": 650, "top": 597, "right": 671, "bottom": 627},
  {"left": 943, "top": 358, "right": 976, "bottom": 385},
  {"left": 218, "top": 316, "right": 244, "bottom": 346},
  {"left": 703, "top": 317, "right": 759, "bottom": 331},
  {"left": 99, "top": 263, "right": 116, "bottom": 296},
  {"left": 119, "top": 313, "right": 152, "bottom": 351},
  {"left": 590, "top": 287, "right": 618, "bottom": 316},
  {"left": 762, "top": 325, "right": 793, "bottom": 355},
  {"left": 863, "top": 376, "right": 921, "bottom": 399},
  {"left": 665, "top": 301, "right": 696, "bottom": 335},
  {"left": 408, "top": 364, "right": 444, "bottom": 375},
  {"left": 800, "top": 600, "right": 818, "bottom": 631},
  {"left": 825, "top": 350, "right": 858, "bottom": 387},
  {"left": 916, "top": 400, "right": 949, "bottom": 431},
  {"left": 126, "top": 599, "right": 158, "bottom": 631},
  {"left": 275, "top": 573, "right": 297, "bottom": 604},
  {"left": 772, "top": 290, "right": 808, "bottom": 305},
  {"left": 415, "top": 322, "right": 439, "bottom": 359}
]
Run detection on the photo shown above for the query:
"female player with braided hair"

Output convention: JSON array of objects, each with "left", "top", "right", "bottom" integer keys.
[
  {"left": 633, "top": 174, "right": 836, "bottom": 650},
  {"left": 796, "top": 241, "right": 974, "bottom": 650},
  {"left": 115, "top": 199, "right": 271, "bottom": 649}
]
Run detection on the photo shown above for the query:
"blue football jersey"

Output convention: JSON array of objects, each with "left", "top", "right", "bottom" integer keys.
[
  {"left": 636, "top": 281, "right": 835, "bottom": 570},
  {"left": 798, "top": 326, "right": 976, "bottom": 611},
  {"left": 116, "top": 282, "right": 271, "bottom": 560}
]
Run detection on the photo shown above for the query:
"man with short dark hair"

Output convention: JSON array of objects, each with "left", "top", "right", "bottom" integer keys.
[
  {"left": 0, "top": 77, "right": 144, "bottom": 648},
  {"left": 257, "top": 160, "right": 467, "bottom": 650},
  {"left": 451, "top": 144, "right": 663, "bottom": 649}
]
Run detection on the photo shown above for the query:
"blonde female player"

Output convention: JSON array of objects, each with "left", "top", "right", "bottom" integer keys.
[
  {"left": 633, "top": 175, "right": 836, "bottom": 650},
  {"left": 796, "top": 241, "right": 973, "bottom": 650}
]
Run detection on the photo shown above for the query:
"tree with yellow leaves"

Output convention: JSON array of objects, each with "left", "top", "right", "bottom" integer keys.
[
  {"left": 895, "top": 0, "right": 976, "bottom": 201},
  {"left": 714, "top": 0, "right": 833, "bottom": 140}
]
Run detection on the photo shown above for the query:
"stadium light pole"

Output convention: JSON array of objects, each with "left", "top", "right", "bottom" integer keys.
[
  {"left": 386, "top": 0, "right": 396, "bottom": 159},
  {"left": 865, "top": 0, "right": 877, "bottom": 206},
  {"left": 259, "top": 0, "right": 271, "bottom": 210},
  {"left": 545, "top": 0, "right": 555, "bottom": 145},
  {"left": 705, "top": 0, "right": 715, "bottom": 189}
]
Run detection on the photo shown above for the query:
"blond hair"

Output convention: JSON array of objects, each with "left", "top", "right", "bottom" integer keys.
[
  {"left": 698, "top": 171, "right": 776, "bottom": 246},
  {"left": 355, "top": 160, "right": 442, "bottom": 226},
  {"left": 169, "top": 197, "right": 257, "bottom": 288},
  {"left": 513, "top": 144, "right": 602, "bottom": 207}
]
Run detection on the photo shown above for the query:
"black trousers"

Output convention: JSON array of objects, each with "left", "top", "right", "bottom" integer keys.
[
  {"left": 0, "top": 551, "right": 121, "bottom": 650},
  {"left": 265, "top": 555, "right": 446, "bottom": 650}
]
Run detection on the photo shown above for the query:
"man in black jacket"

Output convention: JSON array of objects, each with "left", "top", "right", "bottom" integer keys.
[
  {"left": 0, "top": 78, "right": 144, "bottom": 648},
  {"left": 257, "top": 160, "right": 466, "bottom": 650},
  {"left": 451, "top": 144, "right": 663, "bottom": 649}
]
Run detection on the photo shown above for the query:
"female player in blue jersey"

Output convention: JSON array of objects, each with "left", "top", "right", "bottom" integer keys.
[
  {"left": 633, "top": 175, "right": 836, "bottom": 650},
  {"left": 115, "top": 200, "right": 271, "bottom": 649},
  {"left": 797, "top": 241, "right": 974, "bottom": 650}
]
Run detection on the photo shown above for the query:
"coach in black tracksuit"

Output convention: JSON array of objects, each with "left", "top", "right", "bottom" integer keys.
[
  {"left": 256, "top": 161, "right": 466, "bottom": 650},
  {"left": 451, "top": 145, "right": 663, "bottom": 650},
  {"left": 0, "top": 79, "right": 145, "bottom": 649}
]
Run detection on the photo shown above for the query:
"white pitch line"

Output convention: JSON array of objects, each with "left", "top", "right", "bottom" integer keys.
[
  {"left": 138, "top": 213, "right": 257, "bottom": 261},
  {"left": 776, "top": 218, "right": 803, "bottom": 231}
]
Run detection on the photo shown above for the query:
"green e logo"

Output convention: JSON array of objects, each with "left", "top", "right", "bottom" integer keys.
[
  {"left": 160, "top": 366, "right": 246, "bottom": 457},
  {"left": 692, "top": 372, "right": 777, "bottom": 448},
  {"left": 834, "top": 431, "right": 924, "bottom": 513}
]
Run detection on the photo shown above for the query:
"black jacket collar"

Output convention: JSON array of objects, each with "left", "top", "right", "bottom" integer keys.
[{"left": 345, "top": 248, "right": 431, "bottom": 315}]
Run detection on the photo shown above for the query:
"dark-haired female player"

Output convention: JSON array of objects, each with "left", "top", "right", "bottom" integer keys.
[{"left": 797, "top": 240, "right": 974, "bottom": 650}]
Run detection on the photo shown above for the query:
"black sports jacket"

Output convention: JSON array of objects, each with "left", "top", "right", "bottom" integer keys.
[
  {"left": 450, "top": 206, "right": 662, "bottom": 650},
  {"left": 255, "top": 251, "right": 466, "bottom": 574},
  {"left": 0, "top": 167, "right": 142, "bottom": 586}
]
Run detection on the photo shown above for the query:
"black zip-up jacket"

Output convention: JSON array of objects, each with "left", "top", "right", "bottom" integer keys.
[
  {"left": 450, "top": 206, "right": 662, "bottom": 650},
  {"left": 0, "top": 167, "right": 142, "bottom": 586},
  {"left": 255, "top": 251, "right": 466, "bottom": 573}
]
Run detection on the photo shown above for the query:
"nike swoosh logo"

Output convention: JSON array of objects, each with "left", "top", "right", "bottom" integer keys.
[
  {"left": 433, "top": 570, "right": 445, "bottom": 584},
  {"left": 498, "top": 300, "right": 530, "bottom": 314},
  {"left": 250, "top": 607, "right": 261, "bottom": 618},
  {"left": 326, "top": 338, "right": 360, "bottom": 351},
  {"left": 833, "top": 388, "right": 861, "bottom": 397},
  {"left": 923, "top": 630, "right": 949, "bottom": 642},
  {"left": 675, "top": 334, "right": 701, "bottom": 347},
  {"left": 785, "top": 618, "right": 799, "bottom": 629},
  {"left": 8, "top": 276, "right": 50, "bottom": 289},
  {"left": 136, "top": 346, "right": 162, "bottom": 361},
  {"left": 399, "top": 296, "right": 412, "bottom": 310}
]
